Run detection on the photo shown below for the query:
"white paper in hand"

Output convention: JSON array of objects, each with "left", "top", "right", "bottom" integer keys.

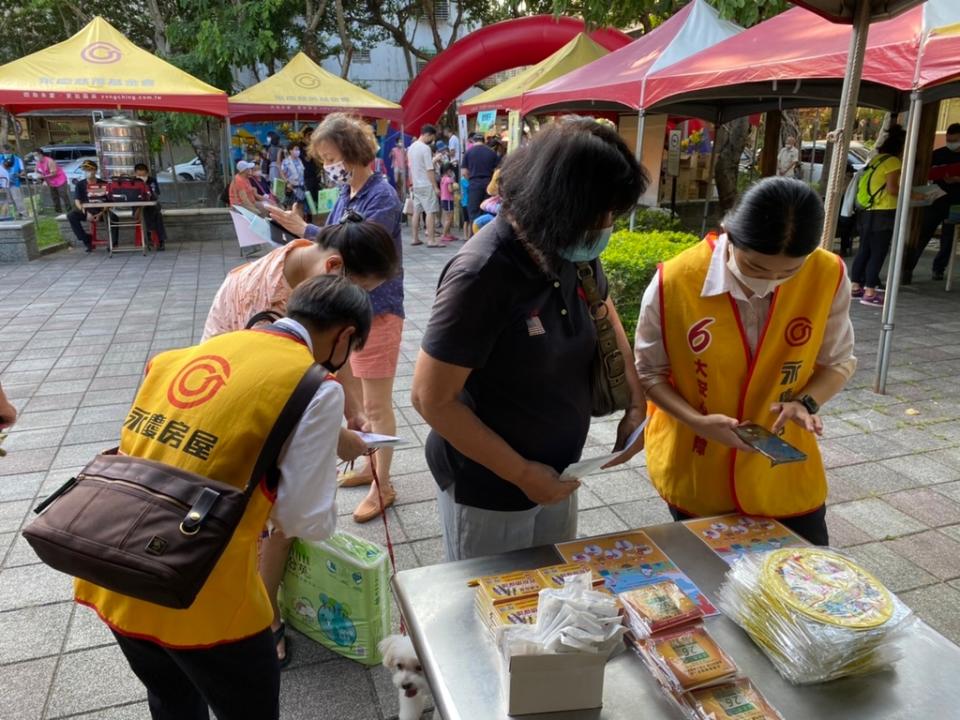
[
  {"left": 357, "top": 432, "right": 410, "bottom": 449},
  {"left": 560, "top": 418, "right": 648, "bottom": 481}
]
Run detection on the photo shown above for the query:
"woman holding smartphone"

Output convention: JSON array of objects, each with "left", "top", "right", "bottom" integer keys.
[{"left": 635, "top": 177, "right": 856, "bottom": 545}]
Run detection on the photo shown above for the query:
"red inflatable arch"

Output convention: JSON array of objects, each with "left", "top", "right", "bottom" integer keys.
[{"left": 400, "top": 16, "right": 632, "bottom": 131}]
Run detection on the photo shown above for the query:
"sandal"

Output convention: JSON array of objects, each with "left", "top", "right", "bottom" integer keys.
[
  {"left": 850, "top": 287, "right": 864, "bottom": 298},
  {"left": 352, "top": 485, "right": 397, "bottom": 524},
  {"left": 860, "top": 292, "right": 884, "bottom": 307},
  {"left": 338, "top": 467, "right": 374, "bottom": 488},
  {"left": 273, "top": 622, "right": 292, "bottom": 669}
]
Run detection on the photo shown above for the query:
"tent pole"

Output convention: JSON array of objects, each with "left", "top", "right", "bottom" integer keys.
[
  {"left": 630, "top": 109, "right": 646, "bottom": 232},
  {"left": 225, "top": 118, "right": 235, "bottom": 178},
  {"left": 875, "top": 90, "right": 922, "bottom": 394},
  {"left": 820, "top": 0, "right": 871, "bottom": 249},
  {"left": 701, "top": 113, "right": 721, "bottom": 238},
  {"left": 8, "top": 109, "right": 41, "bottom": 228},
  {"left": 810, "top": 111, "right": 820, "bottom": 183}
]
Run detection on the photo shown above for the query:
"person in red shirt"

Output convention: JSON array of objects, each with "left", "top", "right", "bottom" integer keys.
[{"left": 229, "top": 161, "right": 265, "bottom": 215}]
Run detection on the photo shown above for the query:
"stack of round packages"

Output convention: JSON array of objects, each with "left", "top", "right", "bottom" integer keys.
[{"left": 716, "top": 547, "right": 914, "bottom": 684}]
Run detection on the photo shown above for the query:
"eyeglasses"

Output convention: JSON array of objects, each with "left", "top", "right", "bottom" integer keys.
[{"left": 339, "top": 209, "right": 365, "bottom": 224}]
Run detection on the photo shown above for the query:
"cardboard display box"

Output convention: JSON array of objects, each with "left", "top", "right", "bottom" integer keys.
[{"left": 503, "top": 652, "right": 607, "bottom": 715}]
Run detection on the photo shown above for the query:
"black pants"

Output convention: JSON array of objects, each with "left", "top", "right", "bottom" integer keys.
[
  {"left": 68, "top": 209, "right": 118, "bottom": 248},
  {"left": 467, "top": 180, "right": 489, "bottom": 223},
  {"left": 668, "top": 504, "right": 829, "bottom": 546},
  {"left": 851, "top": 210, "right": 896, "bottom": 289},
  {"left": 142, "top": 206, "right": 168, "bottom": 245},
  {"left": 112, "top": 628, "right": 280, "bottom": 720},
  {"left": 908, "top": 198, "right": 955, "bottom": 275},
  {"left": 837, "top": 215, "right": 856, "bottom": 256}
]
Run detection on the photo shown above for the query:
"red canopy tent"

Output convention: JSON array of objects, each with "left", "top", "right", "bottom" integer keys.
[{"left": 520, "top": 0, "right": 742, "bottom": 115}]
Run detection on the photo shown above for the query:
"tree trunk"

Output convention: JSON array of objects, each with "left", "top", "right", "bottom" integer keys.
[
  {"left": 714, "top": 117, "right": 751, "bottom": 212},
  {"left": 781, "top": 109, "right": 801, "bottom": 146},
  {"left": 759, "top": 112, "right": 782, "bottom": 178},
  {"left": 334, "top": 0, "right": 353, "bottom": 78},
  {"left": 144, "top": 0, "right": 171, "bottom": 55}
]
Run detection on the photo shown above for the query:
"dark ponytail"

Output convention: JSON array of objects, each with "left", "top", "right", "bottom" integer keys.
[
  {"left": 723, "top": 176, "right": 824, "bottom": 258},
  {"left": 313, "top": 220, "right": 398, "bottom": 281}
]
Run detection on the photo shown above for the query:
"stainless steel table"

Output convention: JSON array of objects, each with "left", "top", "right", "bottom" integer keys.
[{"left": 394, "top": 521, "right": 960, "bottom": 720}]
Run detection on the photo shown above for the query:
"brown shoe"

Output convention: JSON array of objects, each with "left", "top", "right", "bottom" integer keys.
[
  {"left": 352, "top": 485, "right": 397, "bottom": 524},
  {"left": 338, "top": 467, "right": 374, "bottom": 488}
]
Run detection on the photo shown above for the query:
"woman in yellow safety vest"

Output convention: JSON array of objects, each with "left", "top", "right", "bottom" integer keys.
[{"left": 636, "top": 177, "right": 857, "bottom": 545}]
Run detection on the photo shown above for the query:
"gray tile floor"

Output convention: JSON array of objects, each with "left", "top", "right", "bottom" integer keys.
[{"left": 3, "top": 232, "right": 960, "bottom": 718}]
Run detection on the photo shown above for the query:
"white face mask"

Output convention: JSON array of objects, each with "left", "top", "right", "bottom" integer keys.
[
  {"left": 726, "top": 248, "right": 793, "bottom": 298},
  {"left": 946, "top": 140, "right": 960, "bottom": 152}
]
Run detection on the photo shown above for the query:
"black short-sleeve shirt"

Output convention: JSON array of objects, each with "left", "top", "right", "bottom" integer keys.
[{"left": 421, "top": 216, "right": 608, "bottom": 512}]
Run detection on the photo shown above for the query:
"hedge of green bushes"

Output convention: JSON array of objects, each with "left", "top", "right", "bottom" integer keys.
[
  {"left": 602, "top": 229, "right": 700, "bottom": 337},
  {"left": 613, "top": 207, "right": 684, "bottom": 233}
]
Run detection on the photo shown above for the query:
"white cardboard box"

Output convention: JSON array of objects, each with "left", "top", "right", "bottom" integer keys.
[{"left": 504, "top": 652, "right": 606, "bottom": 715}]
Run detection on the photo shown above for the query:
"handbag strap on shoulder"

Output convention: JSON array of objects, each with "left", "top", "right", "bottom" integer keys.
[
  {"left": 245, "top": 363, "right": 326, "bottom": 496},
  {"left": 576, "top": 261, "right": 630, "bottom": 400}
]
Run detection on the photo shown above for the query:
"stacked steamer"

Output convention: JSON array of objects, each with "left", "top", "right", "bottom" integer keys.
[
  {"left": 474, "top": 563, "right": 606, "bottom": 639},
  {"left": 621, "top": 580, "right": 783, "bottom": 720},
  {"left": 716, "top": 547, "right": 914, "bottom": 684}
]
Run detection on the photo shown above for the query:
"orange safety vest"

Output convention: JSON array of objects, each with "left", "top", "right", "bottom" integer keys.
[
  {"left": 75, "top": 328, "right": 320, "bottom": 648},
  {"left": 645, "top": 238, "right": 844, "bottom": 518}
]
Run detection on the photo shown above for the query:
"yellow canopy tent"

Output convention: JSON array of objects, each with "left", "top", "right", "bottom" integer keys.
[
  {"left": 459, "top": 33, "right": 609, "bottom": 114},
  {"left": 228, "top": 53, "right": 402, "bottom": 122},
  {"left": 0, "top": 16, "right": 228, "bottom": 116}
]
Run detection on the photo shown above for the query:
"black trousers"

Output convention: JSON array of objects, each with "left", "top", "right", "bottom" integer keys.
[
  {"left": 466, "top": 180, "right": 489, "bottom": 222},
  {"left": 908, "top": 198, "right": 955, "bottom": 275},
  {"left": 851, "top": 210, "right": 896, "bottom": 289},
  {"left": 67, "top": 209, "right": 118, "bottom": 248},
  {"left": 142, "top": 206, "right": 168, "bottom": 245},
  {"left": 668, "top": 504, "right": 829, "bottom": 546},
  {"left": 112, "top": 628, "right": 280, "bottom": 720}
]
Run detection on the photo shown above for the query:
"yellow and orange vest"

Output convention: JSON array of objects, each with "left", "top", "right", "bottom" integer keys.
[
  {"left": 645, "top": 239, "right": 844, "bottom": 518},
  {"left": 75, "top": 328, "right": 318, "bottom": 648}
]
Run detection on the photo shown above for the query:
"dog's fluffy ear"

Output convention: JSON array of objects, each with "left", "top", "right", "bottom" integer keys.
[{"left": 379, "top": 635, "right": 399, "bottom": 665}]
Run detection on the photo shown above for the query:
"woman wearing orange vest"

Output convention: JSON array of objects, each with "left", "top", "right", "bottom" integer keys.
[{"left": 636, "top": 177, "right": 857, "bottom": 544}]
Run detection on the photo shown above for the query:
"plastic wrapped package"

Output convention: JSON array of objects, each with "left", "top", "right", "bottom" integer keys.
[
  {"left": 619, "top": 579, "right": 704, "bottom": 638},
  {"left": 716, "top": 548, "right": 915, "bottom": 684},
  {"left": 638, "top": 624, "right": 738, "bottom": 692},
  {"left": 682, "top": 679, "right": 784, "bottom": 720}
]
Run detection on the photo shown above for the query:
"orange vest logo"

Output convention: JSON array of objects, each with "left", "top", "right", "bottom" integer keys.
[
  {"left": 167, "top": 356, "right": 231, "bottom": 409},
  {"left": 785, "top": 317, "right": 813, "bottom": 347}
]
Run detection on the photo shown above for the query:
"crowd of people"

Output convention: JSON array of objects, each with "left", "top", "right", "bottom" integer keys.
[{"left": 18, "top": 107, "right": 960, "bottom": 720}]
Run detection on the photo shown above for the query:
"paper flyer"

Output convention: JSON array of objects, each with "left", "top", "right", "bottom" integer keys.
[
  {"left": 560, "top": 419, "right": 647, "bottom": 481},
  {"left": 682, "top": 514, "right": 804, "bottom": 566},
  {"left": 356, "top": 432, "right": 410, "bottom": 449},
  {"left": 555, "top": 531, "right": 719, "bottom": 616}
]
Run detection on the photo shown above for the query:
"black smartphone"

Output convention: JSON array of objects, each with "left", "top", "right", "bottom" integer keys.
[{"left": 733, "top": 423, "right": 807, "bottom": 466}]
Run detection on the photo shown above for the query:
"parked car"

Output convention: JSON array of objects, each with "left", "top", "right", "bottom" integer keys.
[
  {"left": 60, "top": 156, "right": 100, "bottom": 186},
  {"left": 798, "top": 141, "right": 870, "bottom": 183},
  {"left": 157, "top": 157, "right": 206, "bottom": 182},
  {"left": 26, "top": 144, "right": 98, "bottom": 182}
]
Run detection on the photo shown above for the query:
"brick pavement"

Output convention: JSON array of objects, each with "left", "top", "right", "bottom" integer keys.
[{"left": 2, "top": 234, "right": 960, "bottom": 718}]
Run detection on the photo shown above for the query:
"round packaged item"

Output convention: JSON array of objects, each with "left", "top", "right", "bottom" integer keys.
[{"left": 761, "top": 548, "right": 893, "bottom": 629}]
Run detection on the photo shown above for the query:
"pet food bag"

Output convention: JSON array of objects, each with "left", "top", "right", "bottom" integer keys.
[{"left": 280, "top": 532, "right": 391, "bottom": 666}]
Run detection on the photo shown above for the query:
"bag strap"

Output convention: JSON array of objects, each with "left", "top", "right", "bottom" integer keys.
[
  {"left": 575, "top": 262, "right": 629, "bottom": 399},
  {"left": 244, "top": 363, "right": 326, "bottom": 497},
  {"left": 862, "top": 154, "right": 889, "bottom": 209}
]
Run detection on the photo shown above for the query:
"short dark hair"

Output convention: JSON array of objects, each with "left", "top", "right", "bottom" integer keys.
[
  {"left": 134, "top": 163, "right": 149, "bottom": 173},
  {"left": 724, "top": 176, "right": 823, "bottom": 258},
  {"left": 311, "top": 113, "right": 379, "bottom": 167},
  {"left": 34, "top": 147, "right": 46, "bottom": 155},
  {"left": 947, "top": 123, "right": 960, "bottom": 136},
  {"left": 421, "top": 124, "right": 437, "bottom": 137},
  {"left": 286, "top": 275, "right": 373, "bottom": 349},
  {"left": 314, "top": 219, "right": 398, "bottom": 282},
  {"left": 878, "top": 124, "right": 907, "bottom": 157},
  {"left": 498, "top": 116, "right": 648, "bottom": 256}
]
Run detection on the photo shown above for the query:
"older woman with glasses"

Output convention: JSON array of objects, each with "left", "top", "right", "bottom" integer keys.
[{"left": 270, "top": 113, "right": 405, "bottom": 525}]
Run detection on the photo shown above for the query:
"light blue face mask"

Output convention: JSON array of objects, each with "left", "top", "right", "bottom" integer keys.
[{"left": 558, "top": 226, "right": 614, "bottom": 262}]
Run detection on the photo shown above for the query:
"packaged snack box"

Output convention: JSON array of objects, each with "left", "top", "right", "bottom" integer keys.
[
  {"left": 644, "top": 624, "right": 738, "bottom": 691},
  {"left": 280, "top": 532, "right": 390, "bottom": 666},
  {"left": 685, "top": 679, "right": 784, "bottom": 720},
  {"left": 619, "top": 579, "right": 703, "bottom": 636}
]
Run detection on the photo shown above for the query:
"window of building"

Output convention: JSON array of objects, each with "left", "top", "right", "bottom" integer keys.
[
  {"left": 434, "top": 1, "right": 450, "bottom": 22},
  {"left": 353, "top": 48, "right": 371, "bottom": 64}
]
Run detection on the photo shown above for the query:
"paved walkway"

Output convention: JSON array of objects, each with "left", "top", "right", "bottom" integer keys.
[{"left": 2, "top": 233, "right": 960, "bottom": 719}]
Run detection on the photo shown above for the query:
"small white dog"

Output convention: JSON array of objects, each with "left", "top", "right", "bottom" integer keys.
[{"left": 379, "top": 634, "right": 429, "bottom": 720}]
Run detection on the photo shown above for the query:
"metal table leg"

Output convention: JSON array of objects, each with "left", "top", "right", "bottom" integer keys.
[{"left": 946, "top": 225, "right": 958, "bottom": 292}]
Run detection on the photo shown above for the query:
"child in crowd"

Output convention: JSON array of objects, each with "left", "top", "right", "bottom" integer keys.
[
  {"left": 439, "top": 163, "right": 457, "bottom": 243},
  {"left": 459, "top": 168, "right": 471, "bottom": 240}
]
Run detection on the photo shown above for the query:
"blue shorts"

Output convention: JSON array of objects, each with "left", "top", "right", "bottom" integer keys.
[{"left": 441, "top": 199, "right": 454, "bottom": 212}]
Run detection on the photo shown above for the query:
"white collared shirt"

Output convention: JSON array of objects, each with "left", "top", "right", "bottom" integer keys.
[
  {"left": 634, "top": 234, "right": 857, "bottom": 391},
  {"left": 269, "top": 318, "right": 342, "bottom": 540}
]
